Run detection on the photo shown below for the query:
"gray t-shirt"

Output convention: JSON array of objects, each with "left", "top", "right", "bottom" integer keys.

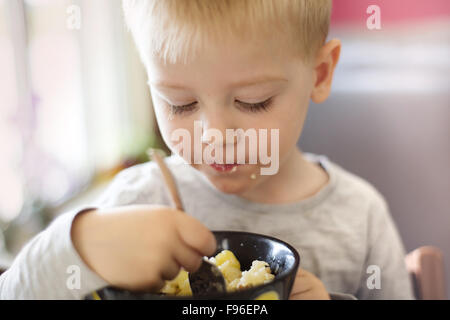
[{"left": 0, "top": 153, "right": 414, "bottom": 299}]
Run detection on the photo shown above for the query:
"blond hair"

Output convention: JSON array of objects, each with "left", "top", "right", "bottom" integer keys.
[{"left": 122, "top": 0, "right": 331, "bottom": 65}]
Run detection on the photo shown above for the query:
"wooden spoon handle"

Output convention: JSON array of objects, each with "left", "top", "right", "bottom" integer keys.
[{"left": 147, "top": 148, "right": 184, "bottom": 211}]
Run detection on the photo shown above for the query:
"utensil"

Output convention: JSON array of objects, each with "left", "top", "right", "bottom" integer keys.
[{"left": 147, "top": 148, "right": 226, "bottom": 296}]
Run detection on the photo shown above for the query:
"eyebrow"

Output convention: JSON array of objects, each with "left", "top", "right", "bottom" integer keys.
[{"left": 151, "top": 75, "right": 287, "bottom": 90}]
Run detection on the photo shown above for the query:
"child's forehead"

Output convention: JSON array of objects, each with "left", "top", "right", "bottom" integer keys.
[
  {"left": 147, "top": 31, "right": 299, "bottom": 74},
  {"left": 146, "top": 37, "right": 298, "bottom": 92}
]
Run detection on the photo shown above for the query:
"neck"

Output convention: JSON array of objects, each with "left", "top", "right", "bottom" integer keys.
[{"left": 240, "top": 148, "right": 329, "bottom": 204}]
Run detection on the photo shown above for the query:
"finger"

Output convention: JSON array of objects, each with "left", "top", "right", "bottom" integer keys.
[
  {"left": 290, "top": 272, "right": 314, "bottom": 294},
  {"left": 296, "top": 268, "right": 317, "bottom": 279},
  {"left": 175, "top": 213, "right": 217, "bottom": 256},
  {"left": 160, "top": 256, "right": 182, "bottom": 281},
  {"left": 145, "top": 276, "right": 166, "bottom": 292},
  {"left": 289, "top": 280, "right": 314, "bottom": 299},
  {"left": 290, "top": 289, "right": 324, "bottom": 300},
  {"left": 172, "top": 238, "right": 204, "bottom": 273},
  {"left": 120, "top": 271, "right": 166, "bottom": 292},
  {"left": 298, "top": 268, "right": 312, "bottom": 277}
]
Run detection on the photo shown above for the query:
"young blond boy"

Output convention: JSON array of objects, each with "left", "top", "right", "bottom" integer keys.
[{"left": 0, "top": 0, "right": 414, "bottom": 299}]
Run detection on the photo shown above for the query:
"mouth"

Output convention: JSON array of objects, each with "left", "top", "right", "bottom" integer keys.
[{"left": 209, "top": 163, "right": 240, "bottom": 173}]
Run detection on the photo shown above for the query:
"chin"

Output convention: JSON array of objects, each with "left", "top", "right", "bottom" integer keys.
[
  {"left": 211, "top": 180, "right": 249, "bottom": 195},
  {"left": 203, "top": 172, "right": 253, "bottom": 195},
  {"left": 192, "top": 163, "right": 259, "bottom": 195}
]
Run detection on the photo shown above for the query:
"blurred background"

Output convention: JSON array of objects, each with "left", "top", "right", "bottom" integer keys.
[{"left": 0, "top": 0, "right": 449, "bottom": 297}]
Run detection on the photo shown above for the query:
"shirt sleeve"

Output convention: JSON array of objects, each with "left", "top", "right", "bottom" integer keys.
[
  {"left": 355, "top": 197, "right": 415, "bottom": 300},
  {"left": 0, "top": 207, "right": 108, "bottom": 299},
  {"left": 0, "top": 164, "right": 161, "bottom": 299}
]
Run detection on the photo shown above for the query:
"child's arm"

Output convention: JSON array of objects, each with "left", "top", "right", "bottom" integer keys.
[
  {"left": 0, "top": 205, "right": 216, "bottom": 299},
  {"left": 71, "top": 204, "right": 216, "bottom": 291},
  {"left": 0, "top": 208, "right": 109, "bottom": 299},
  {"left": 1, "top": 162, "right": 211, "bottom": 299}
]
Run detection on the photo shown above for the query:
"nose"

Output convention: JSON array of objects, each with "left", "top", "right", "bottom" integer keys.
[
  {"left": 199, "top": 109, "right": 242, "bottom": 164},
  {"left": 200, "top": 111, "right": 239, "bottom": 147}
]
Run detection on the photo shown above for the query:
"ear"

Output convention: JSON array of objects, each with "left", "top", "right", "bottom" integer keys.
[{"left": 310, "top": 39, "right": 341, "bottom": 103}]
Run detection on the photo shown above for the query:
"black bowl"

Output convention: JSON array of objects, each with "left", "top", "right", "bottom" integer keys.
[{"left": 88, "top": 231, "right": 300, "bottom": 300}]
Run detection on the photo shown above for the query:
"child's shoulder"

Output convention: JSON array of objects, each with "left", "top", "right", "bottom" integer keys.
[
  {"left": 95, "top": 154, "right": 194, "bottom": 207},
  {"left": 332, "top": 161, "right": 386, "bottom": 203},
  {"left": 316, "top": 154, "right": 390, "bottom": 217},
  {"left": 112, "top": 154, "right": 189, "bottom": 182}
]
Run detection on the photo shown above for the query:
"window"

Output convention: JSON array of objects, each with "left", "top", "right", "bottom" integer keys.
[{"left": 0, "top": 0, "right": 154, "bottom": 237}]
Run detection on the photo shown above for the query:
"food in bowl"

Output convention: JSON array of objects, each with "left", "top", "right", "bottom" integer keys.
[
  {"left": 160, "top": 250, "right": 275, "bottom": 296},
  {"left": 89, "top": 231, "right": 300, "bottom": 300}
]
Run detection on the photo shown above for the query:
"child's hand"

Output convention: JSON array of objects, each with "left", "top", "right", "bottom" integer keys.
[
  {"left": 289, "top": 268, "right": 331, "bottom": 300},
  {"left": 71, "top": 204, "right": 216, "bottom": 291}
]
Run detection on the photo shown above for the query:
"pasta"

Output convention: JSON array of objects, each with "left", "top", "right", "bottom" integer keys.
[{"left": 160, "top": 250, "right": 274, "bottom": 296}]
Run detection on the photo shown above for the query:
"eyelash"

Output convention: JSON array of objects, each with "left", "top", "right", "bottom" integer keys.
[
  {"left": 169, "top": 102, "right": 197, "bottom": 115},
  {"left": 168, "top": 97, "right": 273, "bottom": 115},
  {"left": 236, "top": 97, "right": 273, "bottom": 113}
]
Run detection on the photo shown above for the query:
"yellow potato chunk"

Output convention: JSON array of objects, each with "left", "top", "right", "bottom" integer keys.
[
  {"left": 160, "top": 269, "right": 192, "bottom": 296},
  {"left": 255, "top": 290, "right": 280, "bottom": 300},
  {"left": 214, "top": 250, "right": 241, "bottom": 269}
]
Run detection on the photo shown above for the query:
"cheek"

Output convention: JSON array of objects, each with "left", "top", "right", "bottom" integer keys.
[
  {"left": 263, "top": 101, "right": 307, "bottom": 160},
  {"left": 153, "top": 106, "right": 172, "bottom": 142},
  {"left": 279, "top": 109, "right": 305, "bottom": 151},
  {"left": 154, "top": 107, "right": 194, "bottom": 156}
]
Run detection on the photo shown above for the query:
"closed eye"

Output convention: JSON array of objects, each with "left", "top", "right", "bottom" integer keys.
[
  {"left": 235, "top": 97, "right": 273, "bottom": 113},
  {"left": 168, "top": 101, "right": 198, "bottom": 115},
  {"left": 167, "top": 97, "right": 273, "bottom": 115}
]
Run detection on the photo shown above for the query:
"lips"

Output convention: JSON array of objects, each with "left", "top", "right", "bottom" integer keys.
[{"left": 209, "top": 163, "right": 240, "bottom": 172}]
